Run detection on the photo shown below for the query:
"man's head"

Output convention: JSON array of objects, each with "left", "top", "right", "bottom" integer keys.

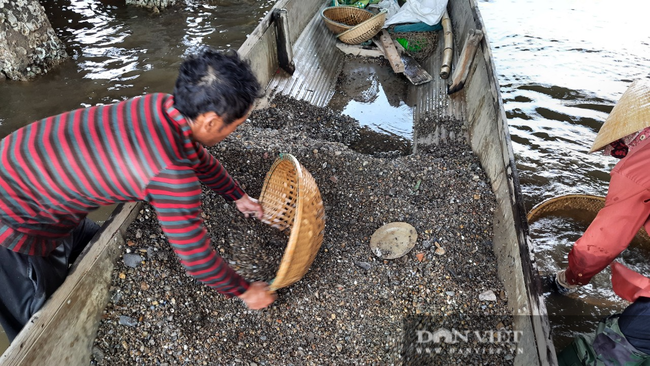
[{"left": 173, "top": 47, "right": 262, "bottom": 146}]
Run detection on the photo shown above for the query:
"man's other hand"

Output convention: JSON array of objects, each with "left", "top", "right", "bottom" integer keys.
[
  {"left": 235, "top": 194, "right": 264, "bottom": 219},
  {"left": 238, "top": 281, "right": 277, "bottom": 309}
]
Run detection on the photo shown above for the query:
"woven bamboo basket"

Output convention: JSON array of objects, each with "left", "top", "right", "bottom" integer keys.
[
  {"left": 258, "top": 153, "right": 325, "bottom": 291},
  {"left": 321, "top": 6, "right": 373, "bottom": 35},
  {"left": 526, "top": 194, "right": 650, "bottom": 243},
  {"left": 337, "top": 9, "right": 387, "bottom": 45}
]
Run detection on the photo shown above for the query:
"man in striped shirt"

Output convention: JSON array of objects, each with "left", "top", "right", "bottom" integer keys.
[{"left": 0, "top": 48, "right": 276, "bottom": 341}]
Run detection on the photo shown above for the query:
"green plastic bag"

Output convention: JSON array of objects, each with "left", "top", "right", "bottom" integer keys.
[{"left": 396, "top": 37, "right": 425, "bottom": 52}]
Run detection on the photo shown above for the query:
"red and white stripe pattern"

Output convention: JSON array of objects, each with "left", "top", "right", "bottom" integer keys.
[{"left": 0, "top": 93, "right": 249, "bottom": 296}]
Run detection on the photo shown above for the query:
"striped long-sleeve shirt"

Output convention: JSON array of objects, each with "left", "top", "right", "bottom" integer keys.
[{"left": 0, "top": 93, "right": 250, "bottom": 297}]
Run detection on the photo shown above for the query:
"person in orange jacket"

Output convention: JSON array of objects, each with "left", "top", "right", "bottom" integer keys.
[
  {"left": 552, "top": 79, "right": 650, "bottom": 293},
  {"left": 550, "top": 79, "right": 650, "bottom": 365}
]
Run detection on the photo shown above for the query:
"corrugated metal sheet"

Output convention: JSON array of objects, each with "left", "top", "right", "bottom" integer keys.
[
  {"left": 414, "top": 32, "right": 466, "bottom": 124},
  {"left": 267, "top": 7, "right": 346, "bottom": 108},
  {"left": 268, "top": 8, "right": 465, "bottom": 131}
]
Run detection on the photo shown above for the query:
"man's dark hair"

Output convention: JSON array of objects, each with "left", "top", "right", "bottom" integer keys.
[{"left": 173, "top": 47, "right": 263, "bottom": 124}]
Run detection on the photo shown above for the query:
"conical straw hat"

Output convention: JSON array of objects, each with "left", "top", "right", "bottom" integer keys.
[{"left": 590, "top": 79, "right": 650, "bottom": 153}]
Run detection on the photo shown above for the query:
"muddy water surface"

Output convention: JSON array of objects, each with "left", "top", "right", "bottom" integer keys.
[{"left": 0, "top": 0, "right": 275, "bottom": 137}]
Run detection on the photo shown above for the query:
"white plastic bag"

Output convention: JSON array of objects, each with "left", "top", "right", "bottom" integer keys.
[
  {"left": 383, "top": 0, "right": 448, "bottom": 27},
  {"left": 377, "top": 0, "right": 401, "bottom": 20}
]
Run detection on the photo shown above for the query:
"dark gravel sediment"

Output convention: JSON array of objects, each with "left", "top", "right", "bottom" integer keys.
[{"left": 91, "top": 95, "right": 514, "bottom": 365}]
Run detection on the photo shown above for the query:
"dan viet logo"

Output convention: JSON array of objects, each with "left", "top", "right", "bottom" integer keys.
[{"left": 413, "top": 327, "right": 524, "bottom": 355}]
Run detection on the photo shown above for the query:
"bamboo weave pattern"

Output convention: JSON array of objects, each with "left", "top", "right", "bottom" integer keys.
[{"left": 259, "top": 154, "right": 326, "bottom": 290}]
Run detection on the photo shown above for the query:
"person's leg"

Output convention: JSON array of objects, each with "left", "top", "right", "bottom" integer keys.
[
  {"left": 618, "top": 297, "right": 650, "bottom": 355},
  {"left": 0, "top": 218, "right": 100, "bottom": 341},
  {"left": 29, "top": 218, "right": 100, "bottom": 316},
  {"left": 556, "top": 341, "right": 587, "bottom": 366},
  {"left": 0, "top": 246, "right": 39, "bottom": 341},
  {"left": 0, "top": 243, "right": 70, "bottom": 341},
  {"left": 65, "top": 218, "right": 100, "bottom": 266}
]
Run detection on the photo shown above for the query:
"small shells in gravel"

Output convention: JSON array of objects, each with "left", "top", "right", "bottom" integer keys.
[{"left": 91, "top": 95, "right": 513, "bottom": 365}]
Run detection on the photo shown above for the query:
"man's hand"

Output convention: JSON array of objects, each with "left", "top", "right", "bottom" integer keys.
[
  {"left": 556, "top": 269, "right": 579, "bottom": 290},
  {"left": 235, "top": 194, "right": 264, "bottom": 219},
  {"left": 238, "top": 281, "right": 277, "bottom": 309},
  {"left": 543, "top": 269, "right": 579, "bottom": 295}
]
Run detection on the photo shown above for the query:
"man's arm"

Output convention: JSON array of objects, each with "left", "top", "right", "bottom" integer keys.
[
  {"left": 146, "top": 168, "right": 249, "bottom": 297},
  {"left": 565, "top": 172, "right": 650, "bottom": 286},
  {"left": 192, "top": 143, "right": 244, "bottom": 200},
  {"left": 146, "top": 168, "right": 275, "bottom": 309}
]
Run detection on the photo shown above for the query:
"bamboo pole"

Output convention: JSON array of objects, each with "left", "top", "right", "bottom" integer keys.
[{"left": 440, "top": 9, "right": 453, "bottom": 79}]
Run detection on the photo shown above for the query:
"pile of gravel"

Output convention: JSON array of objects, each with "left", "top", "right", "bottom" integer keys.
[{"left": 90, "top": 96, "right": 514, "bottom": 365}]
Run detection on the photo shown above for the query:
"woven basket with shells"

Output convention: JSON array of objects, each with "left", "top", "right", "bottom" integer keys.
[
  {"left": 258, "top": 153, "right": 326, "bottom": 291},
  {"left": 527, "top": 194, "right": 650, "bottom": 244}
]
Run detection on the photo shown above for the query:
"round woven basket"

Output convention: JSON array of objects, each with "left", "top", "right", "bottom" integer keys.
[
  {"left": 321, "top": 6, "right": 374, "bottom": 35},
  {"left": 526, "top": 193, "right": 650, "bottom": 244},
  {"left": 258, "top": 153, "right": 326, "bottom": 291},
  {"left": 337, "top": 9, "right": 387, "bottom": 45}
]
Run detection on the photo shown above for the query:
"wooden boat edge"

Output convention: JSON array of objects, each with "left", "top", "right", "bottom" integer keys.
[{"left": 448, "top": 1, "right": 555, "bottom": 364}]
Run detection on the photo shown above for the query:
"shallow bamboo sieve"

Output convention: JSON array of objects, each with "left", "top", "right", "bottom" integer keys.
[
  {"left": 337, "top": 9, "right": 387, "bottom": 45},
  {"left": 321, "top": 6, "right": 373, "bottom": 35},
  {"left": 258, "top": 153, "right": 325, "bottom": 291},
  {"left": 526, "top": 193, "right": 650, "bottom": 244}
]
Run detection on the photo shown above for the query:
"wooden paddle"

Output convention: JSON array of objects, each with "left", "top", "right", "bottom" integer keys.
[
  {"left": 448, "top": 29, "right": 483, "bottom": 94},
  {"left": 373, "top": 30, "right": 433, "bottom": 86}
]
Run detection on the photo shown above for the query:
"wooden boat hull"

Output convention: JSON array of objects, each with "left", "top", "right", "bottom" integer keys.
[{"left": 0, "top": 1, "right": 554, "bottom": 365}]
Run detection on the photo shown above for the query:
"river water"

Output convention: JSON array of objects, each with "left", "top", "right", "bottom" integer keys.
[
  {"left": 1, "top": 0, "right": 649, "bottom": 358},
  {"left": 479, "top": 0, "right": 650, "bottom": 351}
]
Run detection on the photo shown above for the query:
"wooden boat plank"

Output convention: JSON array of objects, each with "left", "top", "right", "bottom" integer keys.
[
  {"left": 335, "top": 43, "right": 384, "bottom": 58},
  {"left": 378, "top": 30, "right": 405, "bottom": 73},
  {"left": 450, "top": 1, "right": 555, "bottom": 363}
]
